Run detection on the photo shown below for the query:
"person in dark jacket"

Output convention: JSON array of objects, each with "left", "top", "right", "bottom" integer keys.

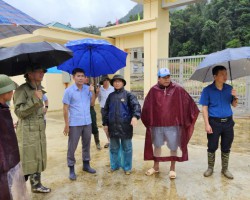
[
  {"left": 0, "top": 75, "right": 29, "bottom": 200},
  {"left": 103, "top": 75, "right": 141, "bottom": 175}
]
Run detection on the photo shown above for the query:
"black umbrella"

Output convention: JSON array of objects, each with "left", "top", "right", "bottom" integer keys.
[{"left": 0, "top": 41, "right": 72, "bottom": 76}]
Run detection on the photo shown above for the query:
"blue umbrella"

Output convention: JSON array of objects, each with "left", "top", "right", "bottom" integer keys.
[
  {"left": 0, "top": 0, "right": 45, "bottom": 39},
  {"left": 57, "top": 38, "right": 128, "bottom": 77},
  {"left": 190, "top": 47, "right": 250, "bottom": 83}
]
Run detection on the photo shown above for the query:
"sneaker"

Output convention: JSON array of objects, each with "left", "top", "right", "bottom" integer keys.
[{"left": 32, "top": 184, "right": 51, "bottom": 193}]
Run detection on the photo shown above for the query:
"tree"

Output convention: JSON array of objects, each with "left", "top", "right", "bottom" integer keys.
[
  {"left": 79, "top": 25, "right": 100, "bottom": 35},
  {"left": 226, "top": 39, "right": 242, "bottom": 48},
  {"left": 200, "top": 19, "right": 218, "bottom": 53},
  {"left": 105, "top": 21, "right": 113, "bottom": 27},
  {"left": 169, "top": 0, "right": 249, "bottom": 56}
]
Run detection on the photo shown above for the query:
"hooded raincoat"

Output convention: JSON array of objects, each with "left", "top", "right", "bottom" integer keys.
[
  {"left": 141, "top": 82, "right": 199, "bottom": 162},
  {"left": 13, "top": 82, "right": 47, "bottom": 175}
]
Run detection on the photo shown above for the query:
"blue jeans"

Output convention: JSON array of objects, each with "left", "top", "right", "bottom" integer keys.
[{"left": 109, "top": 138, "right": 132, "bottom": 172}]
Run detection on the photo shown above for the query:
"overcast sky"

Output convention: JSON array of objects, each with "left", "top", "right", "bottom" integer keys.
[{"left": 6, "top": 0, "right": 137, "bottom": 28}]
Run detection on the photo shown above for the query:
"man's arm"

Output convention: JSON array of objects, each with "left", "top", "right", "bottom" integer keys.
[
  {"left": 43, "top": 99, "right": 48, "bottom": 114},
  {"left": 202, "top": 106, "right": 213, "bottom": 134},
  {"left": 44, "top": 99, "right": 48, "bottom": 107},
  {"left": 63, "top": 104, "right": 69, "bottom": 136},
  {"left": 96, "top": 86, "right": 101, "bottom": 102},
  {"left": 128, "top": 93, "right": 141, "bottom": 126}
]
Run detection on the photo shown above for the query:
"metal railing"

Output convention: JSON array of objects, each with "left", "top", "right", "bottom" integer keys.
[
  {"left": 158, "top": 56, "right": 248, "bottom": 107},
  {"left": 130, "top": 55, "right": 248, "bottom": 110}
]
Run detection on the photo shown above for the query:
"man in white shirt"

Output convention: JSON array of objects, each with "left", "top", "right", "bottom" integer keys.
[{"left": 96, "top": 76, "right": 114, "bottom": 148}]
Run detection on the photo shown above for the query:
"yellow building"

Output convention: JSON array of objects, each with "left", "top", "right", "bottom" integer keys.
[
  {"left": 101, "top": 0, "right": 197, "bottom": 93},
  {"left": 0, "top": 26, "right": 115, "bottom": 110},
  {"left": 0, "top": 0, "right": 198, "bottom": 111}
]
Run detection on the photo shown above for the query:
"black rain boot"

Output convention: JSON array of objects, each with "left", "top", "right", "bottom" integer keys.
[
  {"left": 30, "top": 172, "right": 51, "bottom": 193},
  {"left": 69, "top": 166, "right": 76, "bottom": 180},
  {"left": 204, "top": 152, "right": 215, "bottom": 177},
  {"left": 83, "top": 161, "right": 96, "bottom": 174},
  {"left": 221, "top": 152, "right": 234, "bottom": 179},
  {"left": 94, "top": 133, "right": 101, "bottom": 150}
]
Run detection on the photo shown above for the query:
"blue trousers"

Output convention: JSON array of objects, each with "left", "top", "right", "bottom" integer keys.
[{"left": 109, "top": 138, "right": 132, "bottom": 172}]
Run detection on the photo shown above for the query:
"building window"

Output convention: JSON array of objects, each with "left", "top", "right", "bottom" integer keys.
[
  {"left": 142, "top": 53, "right": 144, "bottom": 58},
  {"left": 134, "top": 52, "right": 137, "bottom": 59}
]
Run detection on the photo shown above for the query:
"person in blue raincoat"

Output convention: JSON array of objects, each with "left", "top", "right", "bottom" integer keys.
[{"left": 103, "top": 75, "right": 141, "bottom": 175}]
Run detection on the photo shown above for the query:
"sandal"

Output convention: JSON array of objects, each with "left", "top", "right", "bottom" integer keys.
[
  {"left": 104, "top": 143, "right": 109, "bottom": 148},
  {"left": 108, "top": 168, "right": 119, "bottom": 173},
  {"left": 125, "top": 171, "right": 131, "bottom": 175},
  {"left": 145, "top": 168, "right": 159, "bottom": 176},
  {"left": 169, "top": 170, "right": 177, "bottom": 179}
]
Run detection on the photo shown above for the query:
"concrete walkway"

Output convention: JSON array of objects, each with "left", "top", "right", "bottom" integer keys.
[{"left": 11, "top": 110, "right": 250, "bottom": 200}]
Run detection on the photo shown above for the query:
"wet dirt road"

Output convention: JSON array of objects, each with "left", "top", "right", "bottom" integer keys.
[{"left": 11, "top": 108, "right": 250, "bottom": 200}]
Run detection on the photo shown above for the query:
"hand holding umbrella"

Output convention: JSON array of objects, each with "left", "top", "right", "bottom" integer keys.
[
  {"left": 34, "top": 89, "right": 43, "bottom": 100},
  {"left": 89, "top": 84, "right": 95, "bottom": 93},
  {"left": 231, "top": 88, "right": 238, "bottom": 106}
]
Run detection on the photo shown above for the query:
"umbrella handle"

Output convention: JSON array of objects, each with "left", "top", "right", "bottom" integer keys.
[
  {"left": 35, "top": 81, "right": 38, "bottom": 90},
  {"left": 228, "top": 61, "right": 233, "bottom": 86}
]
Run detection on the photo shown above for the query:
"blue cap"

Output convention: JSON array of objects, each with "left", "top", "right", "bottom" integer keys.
[{"left": 157, "top": 68, "right": 170, "bottom": 77}]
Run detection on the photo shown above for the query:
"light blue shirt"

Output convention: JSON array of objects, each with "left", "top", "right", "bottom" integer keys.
[
  {"left": 63, "top": 84, "right": 92, "bottom": 126},
  {"left": 42, "top": 94, "right": 48, "bottom": 101},
  {"left": 98, "top": 85, "right": 114, "bottom": 108}
]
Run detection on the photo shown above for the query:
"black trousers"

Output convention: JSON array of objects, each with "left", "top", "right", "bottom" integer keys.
[
  {"left": 207, "top": 117, "right": 234, "bottom": 153},
  {"left": 90, "top": 106, "right": 98, "bottom": 135}
]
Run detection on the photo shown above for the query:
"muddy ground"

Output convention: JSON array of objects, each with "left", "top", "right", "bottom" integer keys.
[{"left": 11, "top": 106, "right": 250, "bottom": 200}]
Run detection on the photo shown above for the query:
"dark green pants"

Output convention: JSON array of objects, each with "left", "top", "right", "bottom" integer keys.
[
  {"left": 90, "top": 106, "right": 100, "bottom": 145},
  {"left": 90, "top": 106, "right": 98, "bottom": 135}
]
